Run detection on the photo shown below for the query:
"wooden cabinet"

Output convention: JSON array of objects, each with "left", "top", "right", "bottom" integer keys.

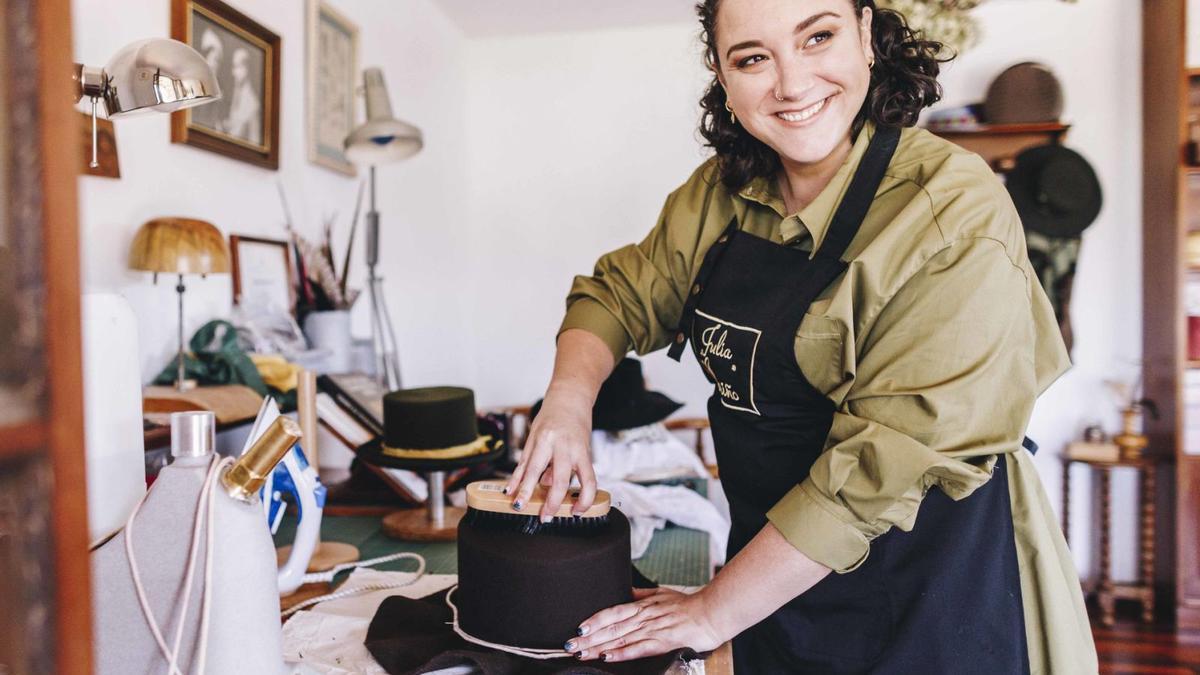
[
  {"left": 1142, "top": 0, "right": 1200, "bottom": 630},
  {"left": 0, "top": 0, "right": 90, "bottom": 672}
]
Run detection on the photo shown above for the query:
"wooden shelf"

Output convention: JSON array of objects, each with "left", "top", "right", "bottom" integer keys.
[
  {"left": 927, "top": 122, "right": 1070, "bottom": 171},
  {"left": 929, "top": 122, "right": 1071, "bottom": 136}
]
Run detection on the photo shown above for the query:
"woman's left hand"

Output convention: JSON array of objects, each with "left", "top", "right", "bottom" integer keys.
[{"left": 565, "top": 587, "right": 725, "bottom": 662}]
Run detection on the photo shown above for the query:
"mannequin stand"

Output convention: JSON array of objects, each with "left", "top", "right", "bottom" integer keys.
[{"left": 381, "top": 471, "right": 464, "bottom": 541}]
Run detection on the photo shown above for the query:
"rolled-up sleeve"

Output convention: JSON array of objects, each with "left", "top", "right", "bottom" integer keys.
[
  {"left": 768, "top": 237, "right": 1053, "bottom": 573},
  {"left": 558, "top": 164, "right": 717, "bottom": 362}
]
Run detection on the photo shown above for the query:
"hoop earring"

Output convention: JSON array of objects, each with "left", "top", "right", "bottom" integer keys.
[{"left": 724, "top": 99, "right": 737, "bottom": 125}]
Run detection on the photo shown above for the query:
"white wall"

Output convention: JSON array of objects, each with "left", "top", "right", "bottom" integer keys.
[
  {"left": 72, "top": 0, "right": 477, "bottom": 388},
  {"left": 461, "top": 22, "right": 715, "bottom": 413}
]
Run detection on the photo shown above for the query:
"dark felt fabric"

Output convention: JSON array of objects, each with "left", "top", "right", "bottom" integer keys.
[
  {"left": 384, "top": 386, "right": 479, "bottom": 449},
  {"left": 364, "top": 590, "right": 700, "bottom": 675},
  {"left": 457, "top": 510, "right": 633, "bottom": 649}
]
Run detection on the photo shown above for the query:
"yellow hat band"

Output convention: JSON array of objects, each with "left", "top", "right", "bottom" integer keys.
[{"left": 381, "top": 435, "right": 498, "bottom": 460}]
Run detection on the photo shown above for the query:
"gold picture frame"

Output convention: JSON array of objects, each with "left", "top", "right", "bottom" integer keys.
[
  {"left": 307, "top": 0, "right": 359, "bottom": 176},
  {"left": 171, "top": 0, "right": 281, "bottom": 170}
]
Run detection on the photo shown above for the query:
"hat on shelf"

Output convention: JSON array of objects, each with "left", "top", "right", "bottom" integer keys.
[
  {"left": 1005, "top": 144, "right": 1103, "bottom": 239},
  {"left": 531, "top": 357, "right": 684, "bottom": 433},
  {"left": 357, "top": 386, "right": 506, "bottom": 471},
  {"left": 984, "top": 62, "right": 1063, "bottom": 125}
]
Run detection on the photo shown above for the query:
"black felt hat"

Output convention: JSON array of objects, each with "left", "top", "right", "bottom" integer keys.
[
  {"left": 1005, "top": 144, "right": 1103, "bottom": 239},
  {"left": 357, "top": 386, "right": 506, "bottom": 471},
  {"left": 531, "top": 358, "right": 683, "bottom": 432}
]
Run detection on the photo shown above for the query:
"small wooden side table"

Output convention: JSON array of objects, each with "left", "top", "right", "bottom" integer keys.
[{"left": 1061, "top": 454, "right": 1168, "bottom": 626}]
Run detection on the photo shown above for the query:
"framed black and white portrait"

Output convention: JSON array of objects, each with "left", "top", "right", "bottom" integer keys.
[
  {"left": 307, "top": 0, "right": 359, "bottom": 176},
  {"left": 171, "top": 0, "right": 281, "bottom": 170}
]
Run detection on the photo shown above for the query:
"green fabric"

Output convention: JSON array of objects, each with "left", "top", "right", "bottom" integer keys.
[{"left": 154, "top": 320, "right": 296, "bottom": 409}]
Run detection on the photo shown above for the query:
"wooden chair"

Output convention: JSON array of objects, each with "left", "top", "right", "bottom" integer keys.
[{"left": 665, "top": 417, "right": 719, "bottom": 479}]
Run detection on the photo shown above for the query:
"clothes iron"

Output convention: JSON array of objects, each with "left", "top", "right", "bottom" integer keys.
[
  {"left": 243, "top": 398, "right": 324, "bottom": 595},
  {"left": 91, "top": 410, "right": 299, "bottom": 675}
]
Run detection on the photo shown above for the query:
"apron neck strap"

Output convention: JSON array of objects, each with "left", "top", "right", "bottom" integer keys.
[{"left": 813, "top": 124, "right": 901, "bottom": 263}]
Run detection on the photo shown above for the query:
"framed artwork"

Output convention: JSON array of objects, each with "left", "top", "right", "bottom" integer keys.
[
  {"left": 171, "top": 0, "right": 281, "bottom": 170},
  {"left": 229, "top": 235, "right": 294, "bottom": 315},
  {"left": 307, "top": 0, "right": 359, "bottom": 176}
]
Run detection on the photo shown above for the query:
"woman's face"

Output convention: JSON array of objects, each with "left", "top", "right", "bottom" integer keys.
[{"left": 715, "top": 0, "right": 873, "bottom": 168}]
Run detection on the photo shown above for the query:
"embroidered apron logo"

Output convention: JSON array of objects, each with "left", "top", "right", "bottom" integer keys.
[{"left": 693, "top": 309, "right": 761, "bottom": 415}]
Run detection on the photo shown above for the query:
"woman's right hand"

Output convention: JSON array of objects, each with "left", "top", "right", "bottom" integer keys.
[{"left": 504, "top": 388, "right": 599, "bottom": 522}]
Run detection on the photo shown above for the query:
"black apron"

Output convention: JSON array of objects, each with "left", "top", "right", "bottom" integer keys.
[{"left": 667, "top": 126, "right": 1030, "bottom": 674}]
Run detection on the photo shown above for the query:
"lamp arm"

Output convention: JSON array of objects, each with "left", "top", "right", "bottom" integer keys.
[{"left": 74, "top": 63, "right": 107, "bottom": 168}]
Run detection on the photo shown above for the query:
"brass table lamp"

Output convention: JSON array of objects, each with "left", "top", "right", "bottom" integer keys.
[{"left": 129, "top": 218, "right": 229, "bottom": 391}]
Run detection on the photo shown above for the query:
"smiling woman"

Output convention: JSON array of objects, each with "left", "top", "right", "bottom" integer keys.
[
  {"left": 519, "top": 0, "right": 1098, "bottom": 672},
  {"left": 698, "top": 0, "right": 946, "bottom": 198}
]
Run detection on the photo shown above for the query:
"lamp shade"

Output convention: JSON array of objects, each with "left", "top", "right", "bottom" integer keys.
[
  {"left": 129, "top": 218, "right": 229, "bottom": 276},
  {"left": 344, "top": 67, "right": 423, "bottom": 165},
  {"left": 103, "top": 38, "right": 221, "bottom": 116}
]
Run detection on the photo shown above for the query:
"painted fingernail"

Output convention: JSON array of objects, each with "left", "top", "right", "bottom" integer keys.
[
  {"left": 563, "top": 640, "right": 576, "bottom": 651},
  {"left": 502, "top": 487, "right": 509, "bottom": 495},
  {"left": 512, "top": 500, "right": 523, "bottom": 511},
  {"left": 577, "top": 625, "right": 589, "bottom": 636},
  {"left": 601, "top": 652, "right": 611, "bottom": 662},
  {"left": 575, "top": 652, "right": 586, "bottom": 660},
  {"left": 540, "top": 514, "right": 552, "bottom": 524}
]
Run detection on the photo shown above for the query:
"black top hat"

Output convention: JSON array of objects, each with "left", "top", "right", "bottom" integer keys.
[
  {"left": 1005, "top": 144, "right": 1103, "bottom": 239},
  {"left": 531, "top": 358, "right": 683, "bottom": 433},
  {"left": 358, "top": 386, "right": 506, "bottom": 472}
]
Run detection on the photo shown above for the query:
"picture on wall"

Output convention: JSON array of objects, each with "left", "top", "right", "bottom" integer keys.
[
  {"left": 230, "top": 235, "right": 294, "bottom": 315},
  {"left": 307, "top": 0, "right": 359, "bottom": 176},
  {"left": 171, "top": 0, "right": 281, "bottom": 170}
]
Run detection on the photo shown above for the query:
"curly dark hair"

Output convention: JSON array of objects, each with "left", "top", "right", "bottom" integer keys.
[{"left": 697, "top": 0, "right": 952, "bottom": 191}]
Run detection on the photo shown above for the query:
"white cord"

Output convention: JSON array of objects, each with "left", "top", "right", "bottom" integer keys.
[
  {"left": 281, "top": 552, "right": 426, "bottom": 618},
  {"left": 124, "top": 455, "right": 233, "bottom": 675},
  {"left": 299, "top": 550, "right": 428, "bottom": 585},
  {"left": 167, "top": 458, "right": 218, "bottom": 674},
  {"left": 443, "top": 586, "right": 572, "bottom": 660},
  {"left": 194, "top": 456, "right": 222, "bottom": 675}
]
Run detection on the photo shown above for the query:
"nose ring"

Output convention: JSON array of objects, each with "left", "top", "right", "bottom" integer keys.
[{"left": 774, "top": 89, "right": 784, "bottom": 102}]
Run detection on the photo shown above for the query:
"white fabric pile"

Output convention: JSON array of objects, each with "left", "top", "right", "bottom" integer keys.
[{"left": 591, "top": 423, "right": 729, "bottom": 566}]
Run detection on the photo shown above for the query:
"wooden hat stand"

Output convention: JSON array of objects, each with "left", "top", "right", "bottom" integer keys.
[{"left": 362, "top": 433, "right": 507, "bottom": 542}]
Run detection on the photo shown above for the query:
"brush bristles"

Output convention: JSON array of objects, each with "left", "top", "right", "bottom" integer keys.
[{"left": 462, "top": 505, "right": 610, "bottom": 536}]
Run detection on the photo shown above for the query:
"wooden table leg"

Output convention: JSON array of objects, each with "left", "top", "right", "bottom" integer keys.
[
  {"left": 1139, "top": 465, "right": 1156, "bottom": 624},
  {"left": 1098, "top": 467, "right": 1116, "bottom": 627}
]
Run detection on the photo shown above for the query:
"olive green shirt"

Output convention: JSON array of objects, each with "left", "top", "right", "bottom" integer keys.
[{"left": 559, "top": 123, "right": 1097, "bottom": 673}]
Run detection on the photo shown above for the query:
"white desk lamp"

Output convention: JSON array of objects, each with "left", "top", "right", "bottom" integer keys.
[{"left": 344, "top": 67, "right": 423, "bottom": 389}]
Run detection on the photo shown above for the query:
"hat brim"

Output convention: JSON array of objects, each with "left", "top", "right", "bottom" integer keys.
[
  {"left": 531, "top": 391, "right": 685, "bottom": 433},
  {"left": 592, "top": 391, "right": 684, "bottom": 432},
  {"left": 1005, "top": 145, "right": 1102, "bottom": 239},
  {"left": 357, "top": 420, "right": 507, "bottom": 473}
]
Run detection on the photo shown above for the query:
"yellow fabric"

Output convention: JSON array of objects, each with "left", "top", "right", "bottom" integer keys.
[
  {"left": 558, "top": 122, "right": 1096, "bottom": 672},
  {"left": 382, "top": 435, "right": 495, "bottom": 460},
  {"left": 249, "top": 353, "right": 301, "bottom": 392}
]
